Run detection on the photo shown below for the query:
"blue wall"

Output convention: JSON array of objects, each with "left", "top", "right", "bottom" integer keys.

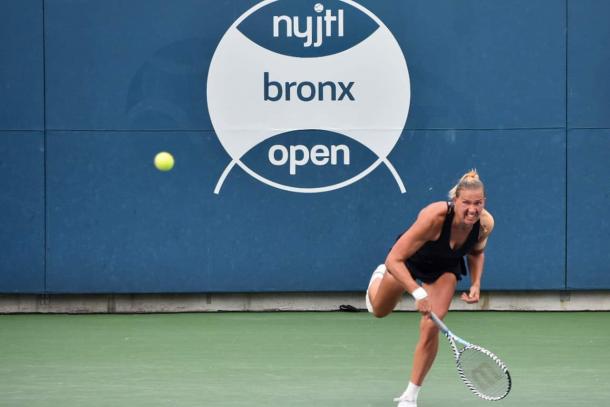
[
  {"left": 0, "top": 0, "right": 608, "bottom": 293},
  {"left": 0, "top": 1, "right": 45, "bottom": 292}
]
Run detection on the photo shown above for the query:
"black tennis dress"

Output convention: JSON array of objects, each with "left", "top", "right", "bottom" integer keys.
[{"left": 404, "top": 202, "right": 480, "bottom": 284}]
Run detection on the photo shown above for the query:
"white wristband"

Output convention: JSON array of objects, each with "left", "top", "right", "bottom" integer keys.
[{"left": 411, "top": 287, "right": 428, "bottom": 301}]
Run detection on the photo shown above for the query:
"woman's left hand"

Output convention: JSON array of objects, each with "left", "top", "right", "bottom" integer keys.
[{"left": 460, "top": 285, "right": 480, "bottom": 304}]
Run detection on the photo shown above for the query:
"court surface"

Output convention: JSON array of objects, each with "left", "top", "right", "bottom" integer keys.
[{"left": 1, "top": 311, "right": 609, "bottom": 406}]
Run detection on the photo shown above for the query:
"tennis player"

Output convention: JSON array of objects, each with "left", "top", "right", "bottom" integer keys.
[{"left": 365, "top": 170, "right": 494, "bottom": 407}]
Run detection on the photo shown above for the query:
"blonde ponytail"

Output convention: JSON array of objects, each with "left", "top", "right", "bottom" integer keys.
[{"left": 448, "top": 169, "right": 484, "bottom": 199}]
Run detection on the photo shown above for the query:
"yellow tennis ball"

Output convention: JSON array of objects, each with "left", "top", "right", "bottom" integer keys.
[{"left": 154, "top": 151, "right": 174, "bottom": 171}]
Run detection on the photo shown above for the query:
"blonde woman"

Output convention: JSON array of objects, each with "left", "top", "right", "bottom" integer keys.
[{"left": 366, "top": 170, "right": 494, "bottom": 407}]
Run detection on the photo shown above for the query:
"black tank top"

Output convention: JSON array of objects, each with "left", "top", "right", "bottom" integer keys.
[{"left": 406, "top": 202, "right": 480, "bottom": 276}]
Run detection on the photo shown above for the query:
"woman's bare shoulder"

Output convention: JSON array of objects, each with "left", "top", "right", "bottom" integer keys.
[
  {"left": 480, "top": 208, "right": 495, "bottom": 236},
  {"left": 417, "top": 201, "right": 449, "bottom": 226}
]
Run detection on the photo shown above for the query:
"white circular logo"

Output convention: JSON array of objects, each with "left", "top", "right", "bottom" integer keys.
[{"left": 207, "top": 0, "right": 410, "bottom": 193}]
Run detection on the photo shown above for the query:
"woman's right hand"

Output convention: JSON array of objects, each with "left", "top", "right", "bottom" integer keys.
[{"left": 415, "top": 297, "right": 432, "bottom": 315}]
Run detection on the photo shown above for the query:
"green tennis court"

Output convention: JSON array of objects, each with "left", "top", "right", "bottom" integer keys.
[{"left": 1, "top": 311, "right": 609, "bottom": 406}]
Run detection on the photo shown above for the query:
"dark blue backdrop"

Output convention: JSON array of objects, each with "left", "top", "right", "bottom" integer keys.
[{"left": 1, "top": 0, "right": 608, "bottom": 293}]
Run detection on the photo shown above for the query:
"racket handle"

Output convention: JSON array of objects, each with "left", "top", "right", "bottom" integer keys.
[{"left": 429, "top": 312, "right": 451, "bottom": 335}]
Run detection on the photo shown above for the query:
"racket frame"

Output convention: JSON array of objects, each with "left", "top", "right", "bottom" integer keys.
[{"left": 429, "top": 312, "right": 512, "bottom": 401}]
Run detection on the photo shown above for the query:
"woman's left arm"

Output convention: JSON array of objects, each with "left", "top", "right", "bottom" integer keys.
[
  {"left": 462, "top": 251, "right": 484, "bottom": 303},
  {"left": 461, "top": 210, "right": 494, "bottom": 304}
]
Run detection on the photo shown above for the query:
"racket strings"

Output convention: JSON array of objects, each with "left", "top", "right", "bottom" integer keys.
[{"left": 457, "top": 346, "right": 511, "bottom": 400}]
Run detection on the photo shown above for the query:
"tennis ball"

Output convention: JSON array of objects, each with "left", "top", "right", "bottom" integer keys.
[{"left": 154, "top": 151, "right": 174, "bottom": 171}]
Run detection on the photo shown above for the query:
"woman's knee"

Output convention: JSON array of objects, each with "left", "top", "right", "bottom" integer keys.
[
  {"left": 370, "top": 276, "right": 403, "bottom": 318},
  {"left": 371, "top": 304, "right": 393, "bottom": 318}
]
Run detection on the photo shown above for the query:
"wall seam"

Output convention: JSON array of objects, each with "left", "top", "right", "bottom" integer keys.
[
  {"left": 42, "top": 0, "right": 48, "bottom": 294},
  {"left": 564, "top": 0, "right": 569, "bottom": 290}
]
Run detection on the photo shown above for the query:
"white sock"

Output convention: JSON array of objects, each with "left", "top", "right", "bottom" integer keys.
[{"left": 397, "top": 382, "right": 420, "bottom": 402}]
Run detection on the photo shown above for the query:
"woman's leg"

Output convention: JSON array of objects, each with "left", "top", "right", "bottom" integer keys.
[
  {"left": 410, "top": 272, "right": 457, "bottom": 385},
  {"left": 367, "top": 265, "right": 405, "bottom": 318}
]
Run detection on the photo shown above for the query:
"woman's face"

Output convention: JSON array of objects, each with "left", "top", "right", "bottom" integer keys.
[{"left": 453, "top": 187, "right": 485, "bottom": 225}]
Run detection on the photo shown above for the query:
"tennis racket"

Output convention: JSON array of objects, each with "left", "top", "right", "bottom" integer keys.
[{"left": 429, "top": 312, "right": 511, "bottom": 401}]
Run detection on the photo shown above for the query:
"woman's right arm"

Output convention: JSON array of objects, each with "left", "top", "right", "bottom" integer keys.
[{"left": 385, "top": 203, "right": 443, "bottom": 312}]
